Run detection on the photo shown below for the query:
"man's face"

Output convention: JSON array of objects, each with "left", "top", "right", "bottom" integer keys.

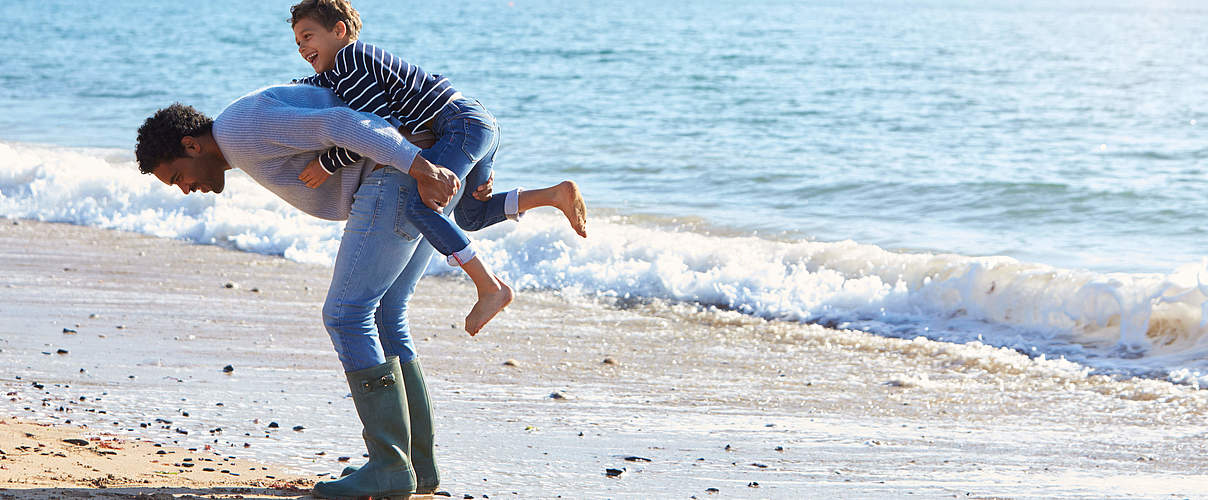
[
  {"left": 153, "top": 153, "right": 225, "bottom": 195},
  {"left": 293, "top": 17, "right": 349, "bottom": 73}
]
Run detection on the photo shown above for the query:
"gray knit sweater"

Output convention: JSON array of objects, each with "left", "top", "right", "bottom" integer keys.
[{"left": 212, "top": 84, "right": 420, "bottom": 221}]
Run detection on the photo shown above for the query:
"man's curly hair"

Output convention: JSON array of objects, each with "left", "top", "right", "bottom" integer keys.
[
  {"left": 289, "top": 0, "right": 362, "bottom": 40},
  {"left": 134, "top": 103, "right": 213, "bottom": 174}
]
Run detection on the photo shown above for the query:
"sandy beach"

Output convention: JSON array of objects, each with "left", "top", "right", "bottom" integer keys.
[{"left": 3, "top": 218, "right": 1208, "bottom": 499}]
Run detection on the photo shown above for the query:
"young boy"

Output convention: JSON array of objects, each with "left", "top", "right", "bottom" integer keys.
[{"left": 289, "top": 0, "right": 587, "bottom": 335}]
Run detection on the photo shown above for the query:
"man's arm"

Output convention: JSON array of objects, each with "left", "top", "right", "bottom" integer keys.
[{"left": 231, "top": 94, "right": 458, "bottom": 209}]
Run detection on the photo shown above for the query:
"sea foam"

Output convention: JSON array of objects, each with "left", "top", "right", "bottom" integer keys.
[{"left": 3, "top": 141, "right": 1208, "bottom": 385}]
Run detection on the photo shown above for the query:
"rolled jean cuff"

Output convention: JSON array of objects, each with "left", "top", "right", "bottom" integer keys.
[
  {"left": 505, "top": 188, "right": 525, "bottom": 221},
  {"left": 446, "top": 243, "right": 478, "bottom": 267}
]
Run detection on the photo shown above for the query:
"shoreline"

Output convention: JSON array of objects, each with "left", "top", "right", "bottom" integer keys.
[{"left": 3, "top": 218, "right": 1208, "bottom": 498}]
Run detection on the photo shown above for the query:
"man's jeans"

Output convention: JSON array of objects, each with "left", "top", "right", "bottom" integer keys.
[{"left": 322, "top": 166, "right": 462, "bottom": 372}]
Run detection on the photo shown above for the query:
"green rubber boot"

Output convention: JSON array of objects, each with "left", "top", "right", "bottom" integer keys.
[
  {"left": 402, "top": 359, "right": 440, "bottom": 494},
  {"left": 340, "top": 359, "right": 440, "bottom": 494},
  {"left": 313, "top": 358, "right": 416, "bottom": 499}
]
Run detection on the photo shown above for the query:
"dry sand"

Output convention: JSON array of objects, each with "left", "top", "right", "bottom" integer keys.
[
  {"left": 0, "top": 417, "right": 312, "bottom": 499},
  {"left": 3, "top": 218, "right": 1208, "bottom": 498}
]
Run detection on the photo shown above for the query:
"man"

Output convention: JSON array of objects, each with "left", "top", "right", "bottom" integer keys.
[{"left": 134, "top": 83, "right": 471, "bottom": 498}]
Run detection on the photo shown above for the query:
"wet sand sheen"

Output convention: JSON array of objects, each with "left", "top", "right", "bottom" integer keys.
[{"left": 1, "top": 218, "right": 1207, "bottom": 498}]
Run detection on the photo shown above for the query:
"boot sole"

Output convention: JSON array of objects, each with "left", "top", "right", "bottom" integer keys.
[{"left": 311, "top": 491, "right": 414, "bottom": 500}]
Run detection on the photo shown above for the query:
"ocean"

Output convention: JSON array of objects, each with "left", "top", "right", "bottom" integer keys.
[{"left": 3, "top": 0, "right": 1208, "bottom": 390}]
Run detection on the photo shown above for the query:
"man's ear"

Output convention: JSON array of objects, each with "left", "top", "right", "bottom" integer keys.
[{"left": 180, "top": 136, "right": 202, "bottom": 157}]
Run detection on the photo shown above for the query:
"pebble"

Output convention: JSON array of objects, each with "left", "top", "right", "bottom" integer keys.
[
  {"left": 62, "top": 328, "right": 77, "bottom": 334},
  {"left": 602, "top": 357, "right": 618, "bottom": 365},
  {"left": 62, "top": 439, "right": 89, "bottom": 446},
  {"left": 56, "top": 349, "right": 69, "bottom": 355},
  {"left": 623, "top": 456, "right": 652, "bottom": 462},
  {"left": 604, "top": 467, "right": 625, "bottom": 477},
  {"left": 293, "top": 425, "right": 305, "bottom": 431},
  {"left": 748, "top": 482, "right": 760, "bottom": 488},
  {"left": 267, "top": 422, "right": 280, "bottom": 428},
  {"left": 549, "top": 392, "right": 568, "bottom": 400},
  {"left": 706, "top": 488, "right": 720, "bottom": 494},
  {"left": 223, "top": 365, "right": 234, "bottom": 373},
  {"left": 502, "top": 359, "right": 519, "bottom": 367},
  {"left": 225, "top": 282, "right": 239, "bottom": 289}
]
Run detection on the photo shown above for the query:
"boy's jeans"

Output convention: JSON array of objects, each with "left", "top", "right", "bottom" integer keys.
[
  {"left": 407, "top": 98, "right": 514, "bottom": 265},
  {"left": 322, "top": 166, "right": 460, "bottom": 372}
]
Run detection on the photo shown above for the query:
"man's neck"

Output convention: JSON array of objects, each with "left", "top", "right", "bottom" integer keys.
[{"left": 198, "top": 132, "right": 231, "bottom": 171}]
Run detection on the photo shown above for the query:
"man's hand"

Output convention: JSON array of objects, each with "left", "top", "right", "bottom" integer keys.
[
  {"left": 409, "top": 154, "right": 459, "bottom": 211},
  {"left": 472, "top": 172, "right": 494, "bottom": 202},
  {"left": 299, "top": 157, "right": 332, "bottom": 189}
]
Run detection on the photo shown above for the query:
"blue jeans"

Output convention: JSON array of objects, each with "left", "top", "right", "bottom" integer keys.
[
  {"left": 322, "top": 166, "right": 461, "bottom": 372},
  {"left": 407, "top": 98, "right": 511, "bottom": 264}
]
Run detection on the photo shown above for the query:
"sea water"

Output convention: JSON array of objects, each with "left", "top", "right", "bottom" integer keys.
[{"left": 2, "top": 0, "right": 1208, "bottom": 384}]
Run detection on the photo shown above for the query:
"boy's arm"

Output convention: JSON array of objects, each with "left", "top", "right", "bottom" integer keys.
[{"left": 317, "top": 146, "right": 363, "bottom": 174}]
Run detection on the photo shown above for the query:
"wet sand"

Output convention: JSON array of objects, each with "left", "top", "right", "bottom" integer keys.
[{"left": 2, "top": 218, "right": 1208, "bottom": 498}]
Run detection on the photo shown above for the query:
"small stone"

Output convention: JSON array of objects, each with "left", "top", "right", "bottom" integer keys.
[
  {"left": 775, "top": 446, "right": 785, "bottom": 452},
  {"left": 724, "top": 444, "right": 732, "bottom": 451},
  {"left": 549, "top": 392, "right": 568, "bottom": 400},
  {"left": 502, "top": 359, "right": 519, "bottom": 367},
  {"left": 337, "top": 456, "right": 351, "bottom": 462},
  {"left": 623, "top": 456, "right": 652, "bottom": 462},
  {"left": 156, "top": 450, "right": 167, "bottom": 455},
  {"left": 751, "top": 463, "right": 768, "bottom": 468},
  {"left": 222, "top": 365, "right": 234, "bottom": 373},
  {"left": 62, "top": 439, "right": 89, "bottom": 446},
  {"left": 748, "top": 482, "right": 760, "bottom": 488},
  {"left": 224, "top": 282, "right": 239, "bottom": 289},
  {"left": 56, "top": 349, "right": 69, "bottom": 355},
  {"left": 89, "top": 313, "right": 99, "bottom": 319},
  {"left": 605, "top": 467, "right": 625, "bottom": 477},
  {"left": 293, "top": 425, "right": 305, "bottom": 432},
  {"left": 602, "top": 357, "right": 618, "bottom": 365},
  {"left": 62, "top": 328, "right": 77, "bottom": 334},
  {"left": 706, "top": 488, "right": 720, "bottom": 494},
  {"left": 251, "top": 288, "right": 260, "bottom": 293},
  {"left": 203, "top": 468, "right": 216, "bottom": 472}
]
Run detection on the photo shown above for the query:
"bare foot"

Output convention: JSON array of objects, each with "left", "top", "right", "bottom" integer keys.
[
  {"left": 465, "top": 277, "right": 513, "bottom": 335},
  {"left": 554, "top": 181, "right": 587, "bottom": 238}
]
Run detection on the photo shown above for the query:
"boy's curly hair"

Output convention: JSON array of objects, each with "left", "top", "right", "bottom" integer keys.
[
  {"left": 134, "top": 103, "right": 213, "bottom": 174},
  {"left": 289, "top": 0, "right": 362, "bottom": 40}
]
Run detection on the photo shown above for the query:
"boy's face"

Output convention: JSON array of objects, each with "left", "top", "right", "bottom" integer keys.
[{"left": 293, "top": 17, "right": 349, "bottom": 73}]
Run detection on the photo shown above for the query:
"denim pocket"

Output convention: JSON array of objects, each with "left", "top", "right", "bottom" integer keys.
[
  {"left": 458, "top": 117, "right": 496, "bottom": 165},
  {"left": 393, "top": 185, "right": 420, "bottom": 241},
  {"left": 345, "top": 180, "right": 383, "bottom": 233}
]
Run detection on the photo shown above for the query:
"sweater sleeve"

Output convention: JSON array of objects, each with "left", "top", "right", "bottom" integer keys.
[{"left": 230, "top": 93, "right": 419, "bottom": 173}]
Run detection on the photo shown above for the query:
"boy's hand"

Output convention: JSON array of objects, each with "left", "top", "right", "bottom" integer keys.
[
  {"left": 472, "top": 172, "right": 494, "bottom": 201},
  {"left": 299, "top": 157, "right": 332, "bottom": 189}
]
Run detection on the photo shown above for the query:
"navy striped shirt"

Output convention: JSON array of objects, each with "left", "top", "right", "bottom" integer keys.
[{"left": 296, "top": 40, "right": 458, "bottom": 174}]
